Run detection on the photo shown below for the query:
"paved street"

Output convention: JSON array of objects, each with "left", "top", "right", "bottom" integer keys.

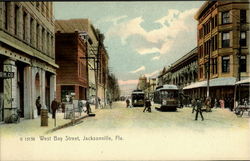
[{"left": 1, "top": 101, "right": 250, "bottom": 160}]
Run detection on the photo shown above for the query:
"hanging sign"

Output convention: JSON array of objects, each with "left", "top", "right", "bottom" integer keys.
[{"left": 0, "top": 72, "right": 14, "bottom": 79}]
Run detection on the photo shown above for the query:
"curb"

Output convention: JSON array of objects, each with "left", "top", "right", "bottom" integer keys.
[{"left": 46, "top": 115, "right": 89, "bottom": 134}]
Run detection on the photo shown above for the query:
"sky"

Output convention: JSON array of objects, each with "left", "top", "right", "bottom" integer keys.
[{"left": 54, "top": 1, "right": 204, "bottom": 95}]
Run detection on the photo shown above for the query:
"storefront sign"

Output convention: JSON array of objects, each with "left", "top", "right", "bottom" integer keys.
[{"left": 0, "top": 72, "right": 14, "bottom": 79}]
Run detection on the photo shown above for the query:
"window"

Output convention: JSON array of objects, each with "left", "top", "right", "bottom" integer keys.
[
  {"left": 240, "top": 10, "right": 246, "bottom": 23},
  {"left": 4, "top": 2, "right": 9, "bottom": 30},
  {"left": 30, "top": 17, "right": 34, "bottom": 43},
  {"left": 222, "top": 11, "right": 230, "bottom": 24},
  {"left": 205, "top": 62, "right": 209, "bottom": 78},
  {"left": 222, "top": 56, "right": 230, "bottom": 73},
  {"left": 240, "top": 31, "right": 246, "bottom": 46},
  {"left": 215, "top": 34, "right": 218, "bottom": 50},
  {"left": 36, "top": 24, "right": 39, "bottom": 48},
  {"left": 23, "top": 11, "right": 27, "bottom": 41},
  {"left": 199, "top": 45, "right": 203, "bottom": 58},
  {"left": 222, "top": 32, "right": 230, "bottom": 48},
  {"left": 240, "top": 56, "right": 246, "bottom": 72},
  {"left": 212, "top": 58, "right": 218, "bottom": 74},
  {"left": 215, "top": 15, "right": 218, "bottom": 27},
  {"left": 199, "top": 67, "right": 203, "bottom": 79},
  {"left": 14, "top": 5, "right": 19, "bottom": 35}
]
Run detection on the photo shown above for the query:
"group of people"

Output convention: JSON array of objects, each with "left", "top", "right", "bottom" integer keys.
[
  {"left": 125, "top": 98, "right": 152, "bottom": 113},
  {"left": 35, "top": 96, "right": 93, "bottom": 119}
]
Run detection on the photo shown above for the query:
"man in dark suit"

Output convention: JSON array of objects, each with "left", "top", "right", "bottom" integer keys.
[
  {"left": 195, "top": 99, "right": 204, "bottom": 121},
  {"left": 51, "top": 98, "right": 58, "bottom": 119}
]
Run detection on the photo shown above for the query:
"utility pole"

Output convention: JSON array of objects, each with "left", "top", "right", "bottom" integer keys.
[
  {"left": 237, "top": 20, "right": 242, "bottom": 103},
  {"left": 206, "top": 19, "right": 212, "bottom": 99}
]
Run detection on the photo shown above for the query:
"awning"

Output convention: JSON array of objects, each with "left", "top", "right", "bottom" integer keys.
[
  {"left": 235, "top": 77, "right": 250, "bottom": 85},
  {"left": 183, "top": 77, "right": 236, "bottom": 90}
]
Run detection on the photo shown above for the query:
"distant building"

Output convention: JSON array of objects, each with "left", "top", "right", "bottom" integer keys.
[
  {"left": 0, "top": 2, "right": 57, "bottom": 122},
  {"left": 55, "top": 31, "right": 88, "bottom": 102},
  {"left": 137, "top": 75, "right": 147, "bottom": 91}
]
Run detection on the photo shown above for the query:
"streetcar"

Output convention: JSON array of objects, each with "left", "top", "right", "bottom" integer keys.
[
  {"left": 131, "top": 90, "right": 145, "bottom": 107},
  {"left": 153, "top": 84, "right": 179, "bottom": 111}
]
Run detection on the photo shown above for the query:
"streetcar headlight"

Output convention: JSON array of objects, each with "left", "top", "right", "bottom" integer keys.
[{"left": 162, "top": 100, "right": 167, "bottom": 105}]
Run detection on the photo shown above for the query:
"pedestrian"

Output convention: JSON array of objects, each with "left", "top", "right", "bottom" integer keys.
[
  {"left": 191, "top": 98, "right": 196, "bottom": 113},
  {"left": 78, "top": 100, "right": 83, "bottom": 115},
  {"left": 51, "top": 98, "right": 58, "bottom": 119},
  {"left": 109, "top": 99, "right": 112, "bottom": 109},
  {"left": 36, "top": 96, "right": 42, "bottom": 116},
  {"left": 126, "top": 99, "right": 130, "bottom": 108},
  {"left": 214, "top": 98, "right": 218, "bottom": 108},
  {"left": 61, "top": 102, "right": 65, "bottom": 113},
  {"left": 219, "top": 98, "right": 225, "bottom": 108},
  {"left": 195, "top": 99, "right": 204, "bottom": 121},
  {"left": 205, "top": 97, "right": 212, "bottom": 112},
  {"left": 85, "top": 100, "right": 92, "bottom": 114},
  {"left": 143, "top": 98, "right": 152, "bottom": 112}
]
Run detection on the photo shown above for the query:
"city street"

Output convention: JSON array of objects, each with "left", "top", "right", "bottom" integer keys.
[{"left": 1, "top": 101, "right": 250, "bottom": 160}]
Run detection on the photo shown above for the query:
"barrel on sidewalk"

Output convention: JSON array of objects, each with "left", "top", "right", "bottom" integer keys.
[{"left": 41, "top": 109, "right": 48, "bottom": 126}]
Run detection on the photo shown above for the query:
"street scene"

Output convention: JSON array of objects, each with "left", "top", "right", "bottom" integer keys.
[{"left": 0, "top": 1, "right": 250, "bottom": 160}]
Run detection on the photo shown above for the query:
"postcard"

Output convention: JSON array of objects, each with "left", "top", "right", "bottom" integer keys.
[{"left": 0, "top": 1, "right": 250, "bottom": 160}]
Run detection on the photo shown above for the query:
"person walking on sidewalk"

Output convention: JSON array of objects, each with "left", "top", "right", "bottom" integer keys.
[
  {"left": 143, "top": 98, "right": 152, "bottom": 112},
  {"left": 36, "top": 96, "right": 42, "bottom": 116},
  {"left": 191, "top": 98, "right": 197, "bottom": 113},
  {"left": 85, "top": 100, "right": 92, "bottom": 114},
  {"left": 195, "top": 99, "right": 204, "bottom": 121},
  {"left": 51, "top": 98, "right": 59, "bottom": 119}
]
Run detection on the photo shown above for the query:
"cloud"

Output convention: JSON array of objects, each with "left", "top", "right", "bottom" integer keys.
[
  {"left": 129, "top": 66, "right": 145, "bottom": 73},
  {"left": 106, "top": 8, "right": 198, "bottom": 57},
  {"left": 118, "top": 79, "right": 139, "bottom": 85},
  {"left": 145, "top": 70, "right": 160, "bottom": 78},
  {"left": 136, "top": 47, "right": 160, "bottom": 55},
  {"left": 152, "top": 56, "right": 160, "bottom": 60},
  {"left": 101, "top": 15, "right": 128, "bottom": 25}
]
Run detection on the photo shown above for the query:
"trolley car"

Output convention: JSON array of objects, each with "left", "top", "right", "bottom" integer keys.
[
  {"left": 154, "top": 84, "right": 179, "bottom": 111},
  {"left": 131, "top": 90, "right": 145, "bottom": 107}
]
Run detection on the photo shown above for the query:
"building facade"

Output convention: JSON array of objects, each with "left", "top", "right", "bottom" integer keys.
[
  {"left": 192, "top": 1, "right": 250, "bottom": 99},
  {"left": 55, "top": 19, "right": 109, "bottom": 105},
  {"left": 55, "top": 31, "right": 88, "bottom": 102},
  {"left": 0, "top": 2, "right": 57, "bottom": 122},
  {"left": 157, "top": 47, "right": 198, "bottom": 98}
]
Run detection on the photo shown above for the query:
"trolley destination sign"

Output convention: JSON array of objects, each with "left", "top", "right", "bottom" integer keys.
[{"left": 0, "top": 72, "right": 14, "bottom": 79}]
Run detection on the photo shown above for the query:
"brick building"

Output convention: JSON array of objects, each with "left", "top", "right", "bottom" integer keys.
[
  {"left": 55, "top": 19, "right": 109, "bottom": 104},
  {"left": 0, "top": 2, "right": 57, "bottom": 122},
  {"left": 191, "top": 1, "right": 250, "bottom": 99},
  {"left": 55, "top": 31, "right": 88, "bottom": 102}
]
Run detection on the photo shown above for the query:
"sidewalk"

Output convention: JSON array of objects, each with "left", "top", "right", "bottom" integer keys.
[{"left": 0, "top": 105, "right": 96, "bottom": 137}]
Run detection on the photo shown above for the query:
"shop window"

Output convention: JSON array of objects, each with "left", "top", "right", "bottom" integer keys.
[
  {"left": 222, "top": 32, "right": 230, "bottom": 48},
  {"left": 222, "top": 11, "right": 230, "bottom": 24},
  {"left": 61, "top": 86, "right": 75, "bottom": 102},
  {"left": 222, "top": 56, "right": 230, "bottom": 73},
  {"left": 240, "top": 56, "right": 246, "bottom": 72}
]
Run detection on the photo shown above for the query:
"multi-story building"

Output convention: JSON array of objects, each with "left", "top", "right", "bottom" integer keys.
[
  {"left": 55, "top": 19, "right": 109, "bottom": 105},
  {"left": 157, "top": 47, "right": 198, "bottom": 98},
  {"left": 55, "top": 30, "right": 88, "bottom": 102},
  {"left": 0, "top": 2, "right": 57, "bottom": 122},
  {"left": 192, "top": 1, "right": 250, "bottom": 99},
  {"left": 137, "top": 75, "right": 147, "bottom": 91}
]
